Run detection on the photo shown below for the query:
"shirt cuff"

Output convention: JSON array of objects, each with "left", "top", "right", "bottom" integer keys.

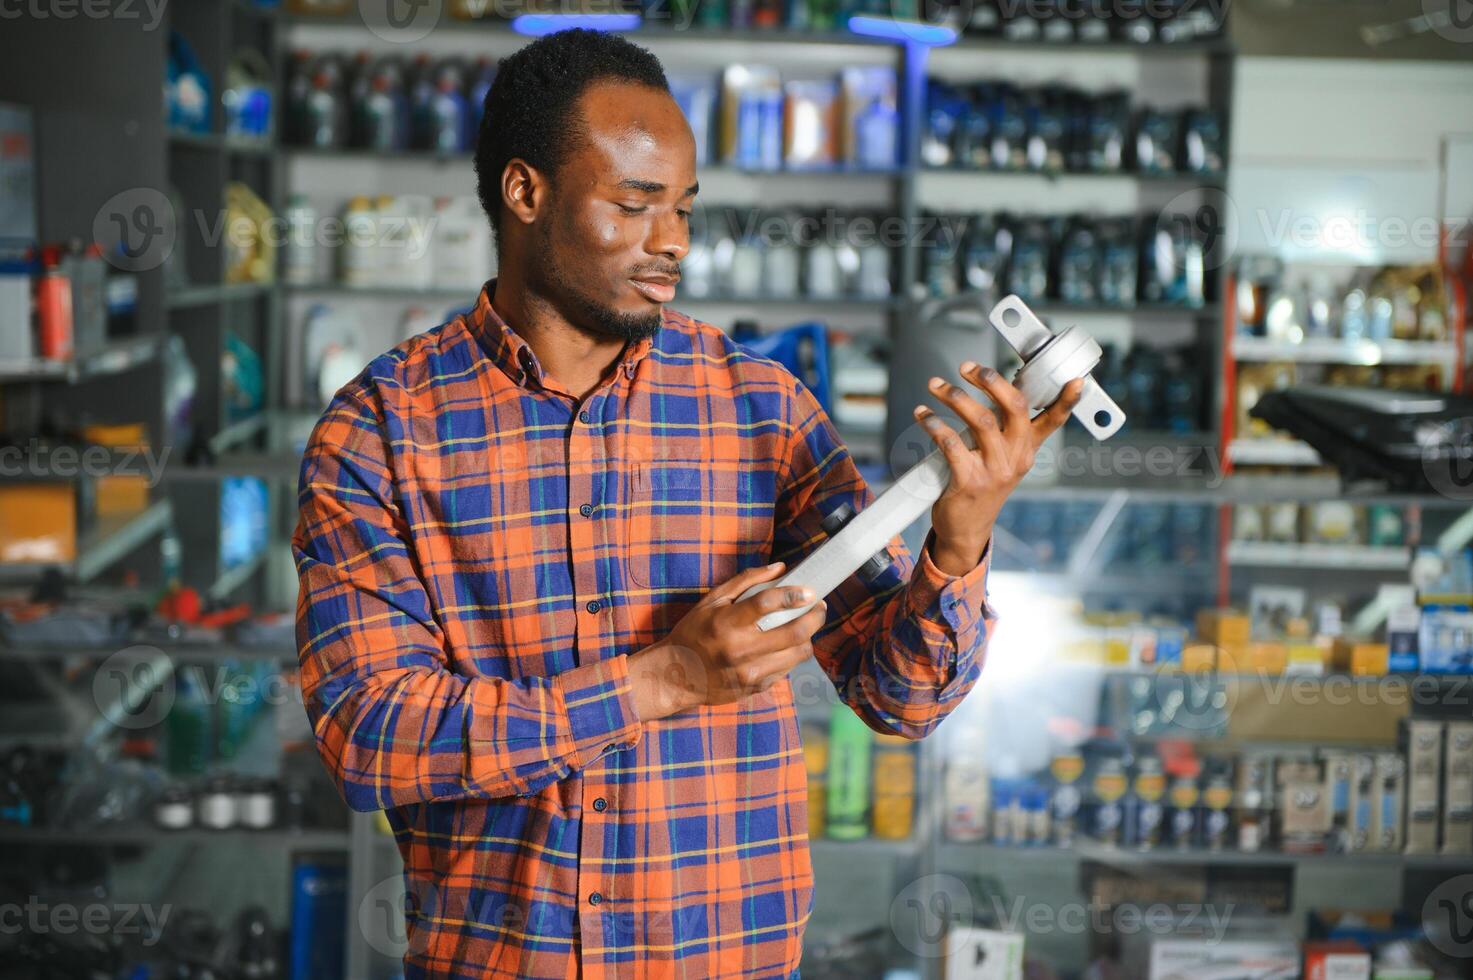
[
  {"left": 551, "top": 653, "right": 644, "bottom": 771},
  {"left": 906, "top": 534, "right": 994, "bottom": 633}
]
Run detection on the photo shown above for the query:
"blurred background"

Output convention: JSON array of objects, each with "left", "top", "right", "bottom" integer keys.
[{"left": 1, "top": 1, "right": 1472, "bottom": 978}]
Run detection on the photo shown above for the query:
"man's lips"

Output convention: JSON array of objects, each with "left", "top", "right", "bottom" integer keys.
[{"left": 629, "top": 275, "right": 678, "bottom": 303}]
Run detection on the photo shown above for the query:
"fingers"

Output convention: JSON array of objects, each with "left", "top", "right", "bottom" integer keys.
[
  {"left": 707, "top": 560, "right": 787, "bottom": 605},
  {"left": 1032, "top": 377, "right": 1085, "bottom": 440},
  {"left": 924, "top": 373, "right": 1007, "bottom": 470},
  {"left": 737, "top": 579, "right": 820, "bottom": 625},
  {"left": 754, "top": 602, "right": 828, "bottom": 654},
  {"left": 913, "top": 406, "right": 978, "bottom": 485},
  {"left": 960, "top": 361, "right": 1030, "bottom": 432}
]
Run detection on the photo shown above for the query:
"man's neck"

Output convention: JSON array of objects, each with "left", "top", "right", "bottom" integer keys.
[{"left": 491, "top": 278, "right": 630, "bottom": 403}]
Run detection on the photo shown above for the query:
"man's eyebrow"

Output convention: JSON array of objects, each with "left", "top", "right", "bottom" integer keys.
[{"left": 616, "top": 178, "right": 700, "bottom": 197}]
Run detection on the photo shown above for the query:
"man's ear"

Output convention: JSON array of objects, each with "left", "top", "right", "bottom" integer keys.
[{"left": 501, "top": 159, "right": 542, "bottom": 230}]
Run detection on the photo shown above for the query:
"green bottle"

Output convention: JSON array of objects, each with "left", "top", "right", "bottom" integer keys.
[{"left": 825, "top": 703, "right": 874, "bottom": 840}]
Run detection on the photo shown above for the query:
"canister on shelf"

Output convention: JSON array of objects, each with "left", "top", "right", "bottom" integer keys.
[
  {"left": 1202, "top": 773, "right": 1233, "bottom": 850},
  {"left": 824, "top": 705, "right": 872, "bottom": 841},
  {"left": 1091, "top": 758, "right": 1127, "bottom": 846},
  {"left": 801, "top": 722, "right": 828, "bottom": 840},
  {"left": 1168, "top": 775, "right": 1200, "bottom": 849},
  {"left": 1131, "top": 756, "right": 1166, "bottom": 849},
  {"left": 1050, "top": 752, "right": 1085, "bottom": 847},
  {"left": 871, "top": 734, "right": 916, "bottom": 840}
]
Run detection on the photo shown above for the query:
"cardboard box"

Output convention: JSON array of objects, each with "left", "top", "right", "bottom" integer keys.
[
  {"left": 1286, "top": 642, "right": 1330, "bottom": 675},
  {"left": 1331, "top": 639, "right": 1389, "bottom": 677},
  {"left": 1148, "top": 939, "right": 1299, "bottom": 980},
  {"left": 0, "top": 484, "right": 77, "bottom": 565},
  {"left": 1400, "top": 719, "right": 1443, "bottom": 854},
  {"left": 1443, "top": 721, "right": 1473, "bottom": 854},
  {"left": 1321, "top": 752, "right": 1353, "bottom": 852},
  {"left": 1181, "top": 643, "right": 1218, "bottom": 672},
  {"left": 1386, "top": 604, "right": 1421, "bottom": 673},
  {"left": 944, "top": 927, "right": 1024, "bottom": 980},
  {"left": 1197, "top": 608, "right": 1251, "bottom": 647},
  {"left": 1245, "top": 642, "right": 1288, "bottom": 675},
  {"left": 1278, "top": 758, "right": 1330, "bottom": 851},
  {"left": 1304, "top": 941, "right": 1371, "bottom": 980},
  {"left": 1372, "top": 753, "right": 1405, "bottom": 852}
]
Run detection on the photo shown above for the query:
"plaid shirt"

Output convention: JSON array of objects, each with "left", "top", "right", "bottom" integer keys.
[{"left": 293, "top": 283, "right": 994, "bottom": 980}]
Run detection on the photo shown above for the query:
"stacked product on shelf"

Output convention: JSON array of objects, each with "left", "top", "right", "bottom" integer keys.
[
  {"left": 802, "top": 703, "right": 918, "bottom": 843},
  {"left": 922, "top": 80, "right": 1224, "bottom": 178},
  {"left": 916, "top": 210, "right": 1211, "bottom": 309},
  {"left": 679, "top": 206, "right": 896, "bottom": 301}
]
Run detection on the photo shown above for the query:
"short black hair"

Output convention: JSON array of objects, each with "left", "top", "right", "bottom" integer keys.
[{"left": 474, "top": 29, "right": 669, "bottom": 243}]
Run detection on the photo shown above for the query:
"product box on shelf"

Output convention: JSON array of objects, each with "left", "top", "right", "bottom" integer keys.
[
  {"left": 1418, "top": 604, "right": 1473, "bottom": 673},
  {"left": 1347, "top": 753, "right": 1376, "bottom": 852},
  {"left": 1147, "top": 939, "right": 1299, "bottom": 980},
  {"left": 1400, "top": 719, "right": 1443, "bottom": 853},
  {"left": 0, "top": 483, "right": 78, "bottom": 565},
  {"left": 1443, "top": 721, "right": 1473, "bottom": 854},
  {"left": 1277, "top": 758, "right": 1330, "bottom": 852},
  {"left": 1331, "top": 638, "right": 1389, "bottom": 677},
  {"left": 1304, "top": 941, "right": 1371, "bottom": 980},
  {"left": 1321, "top": 752, "right": 1353, "bottom": 853},
  {"left": 1386, "top": 604, "right": 1421, "bottom": 673},
  {"left": 1372, "top": 753, "right": 1405, "bottom": 852},
  {"left": 1197, "top": 608, "right": 1251, "bottom": 648},
  {"left": 944, "top": 927, "right": 1024, "bottom": 980}
]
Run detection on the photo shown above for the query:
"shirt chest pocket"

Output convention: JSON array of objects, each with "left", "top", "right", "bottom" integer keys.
[{"left": 623, "top": 461, "right": 774, "bottom": 592}]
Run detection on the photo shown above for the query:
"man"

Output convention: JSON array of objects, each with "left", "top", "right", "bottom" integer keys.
[{"left": 293, "top": 28, "right": 1081, "bottom": 980}]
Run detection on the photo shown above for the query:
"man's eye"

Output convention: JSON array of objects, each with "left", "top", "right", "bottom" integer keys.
[
  {"left": 617, "top": 204, "right": 647, "bottom": 215},
  {"left": 675, "top": 209, "right": 691, "bottom": 220}
]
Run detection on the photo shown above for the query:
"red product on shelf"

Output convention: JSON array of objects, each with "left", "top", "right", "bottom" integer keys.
[
  {"left": 35, "top": 245, "right": 74, "bottom": 361},
  {"left": 1303, "top": 940, "right": 1370, "bottom": 980}
]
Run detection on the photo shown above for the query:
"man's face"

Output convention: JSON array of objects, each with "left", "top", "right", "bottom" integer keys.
[{"left": 529, "top": 80, "right": 698, "bottom": 343}]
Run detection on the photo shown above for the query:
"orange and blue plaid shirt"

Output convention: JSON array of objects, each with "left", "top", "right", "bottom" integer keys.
[{"left": 293, "top": 282, "right": 994, "bottom": 979}]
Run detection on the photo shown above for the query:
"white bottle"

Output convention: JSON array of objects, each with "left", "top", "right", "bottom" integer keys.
[
  {"left": 431, "top": 196, "right": 495, "bottom": 291},
  {"left": 340, "top": 196, "right": 378, "bottom": 287},
  {"left": 376, "top": 194, "right": 434, "bottom": 291},
  {"left": 283, "top": 194, "right": 318, "bottom": 285}
]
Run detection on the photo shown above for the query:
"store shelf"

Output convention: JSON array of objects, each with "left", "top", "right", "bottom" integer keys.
[
  {"left": 0, "top": 644, "right": 175, "bottom": 749},
  {"left": 1225, "top": 540, "right": 1410, "bottom": 570},
  {"left": 680, "top": 293, "right": 901, "bottom": 311},
  {"left": 0, "top": 641, "right": 295, "bottom": 664},
  {"left": 809, "top": 835, "right": 920, "bottom": 858},
  {"left": 284, "top": 282, "right": 481, "bottom": 302},
  {"left": 923, "top": 296, "right": 1220, "bottom": 321},
  {"left": 1233, "top": 335, "right": 1459, "bottom": 366},
  {"left": 167, "top": 129, "right": 274, "bottom": 156},
  {"left": 1227, "top": 437, "right": 1322, "bottom": 467},
  {"left": 0, "top": 334, "right": 163, "bottom": 384},
  {"left": 919, "top": 166, "right": 1225, "bottom": 188},
  {"left": 166, "top": 281, "right": 276, "bottom": 309},
  {"left": 0, "top": 499, "right": 174, "bottom": 585},
  {"left": 0, "top": 823, "right": 349, "bottom": 849},
  {"left": 939, "top": 840, "right": 1473, "bottom": 870},
  {"left": 944, "top": 34, "right": 1234, "bottom": 55}
]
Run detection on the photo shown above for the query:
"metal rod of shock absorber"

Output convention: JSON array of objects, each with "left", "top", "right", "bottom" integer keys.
[{"left": 739, "top": 295, "right": 1126, "bottom": 631}]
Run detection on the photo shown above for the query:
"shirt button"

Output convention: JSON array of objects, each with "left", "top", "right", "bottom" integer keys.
[
  {"left": 578, "top": 410, "right": 591, "bottom": 424},
  {"left": 585, "top": 599, "right": 601, "bottom": 614},
  {"left": 579, "top": 503, "right": 594, "bottom": 518},
  {"left": 588, "top": 892, "right": 603, "bottom": 906},
  {"left": 592, "top": 797, "right": 607, "bottom": 812}
]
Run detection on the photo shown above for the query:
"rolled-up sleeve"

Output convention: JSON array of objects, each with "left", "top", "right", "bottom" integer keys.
[
  {"left": 771, "top": 376, "right": 996, "bottom": 739},
  {"left": 293, "top": 387, "right": 641, "bottom": 811}
]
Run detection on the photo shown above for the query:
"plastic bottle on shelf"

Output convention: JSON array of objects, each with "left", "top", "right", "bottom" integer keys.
[
  {"left": 465, "top": 56, "right": 497, "bottom": 148},
  {"left": 431, "top": 196, "right": 495, "bottom": 291},
  {"left": 824, "top": 703, "right": 873, "bottom": 840},
  {"left": 283, "top": 194, "right": 318, "bottom": 285},
  {"left": 36, "top": 245, "right": 74, "bottom": 361},
  {"left": 377, "top": 194, "right": 434, "bottom": 290},
  {"left": 340, "top": 196, "right": 378, "bottom": 287}
]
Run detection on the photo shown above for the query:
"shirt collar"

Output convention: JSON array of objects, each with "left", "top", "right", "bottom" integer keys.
[{"left": 468, "top": 279, "right": 659, "bottom": 390}]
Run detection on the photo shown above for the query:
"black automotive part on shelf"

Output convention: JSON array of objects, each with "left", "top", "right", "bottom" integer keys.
[{"left": 1251, "top": 384, "right": 1473, "bottom": 492}]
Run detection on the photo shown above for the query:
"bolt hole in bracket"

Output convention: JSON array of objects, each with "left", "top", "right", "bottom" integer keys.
[{"left": 741, "top": 294, "right": 1125, "bottom": 631}]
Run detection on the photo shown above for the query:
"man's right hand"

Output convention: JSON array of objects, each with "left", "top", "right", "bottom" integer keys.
[{"left": 628, "top": 561, "right": 827, "bottom": 723}]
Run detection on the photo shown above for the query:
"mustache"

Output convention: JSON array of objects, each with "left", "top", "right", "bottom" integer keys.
[{"left": 631, "top": 265, "right": 681, "bottom": 278}]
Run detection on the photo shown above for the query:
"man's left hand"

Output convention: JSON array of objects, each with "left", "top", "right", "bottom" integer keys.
[{"left": 915, "top": 362, "right": 1085, "bottom": 577}]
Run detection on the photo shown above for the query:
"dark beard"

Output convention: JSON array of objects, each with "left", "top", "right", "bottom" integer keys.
[{"left": 534, "top": 218, "right": 665, "bottom": 344}]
